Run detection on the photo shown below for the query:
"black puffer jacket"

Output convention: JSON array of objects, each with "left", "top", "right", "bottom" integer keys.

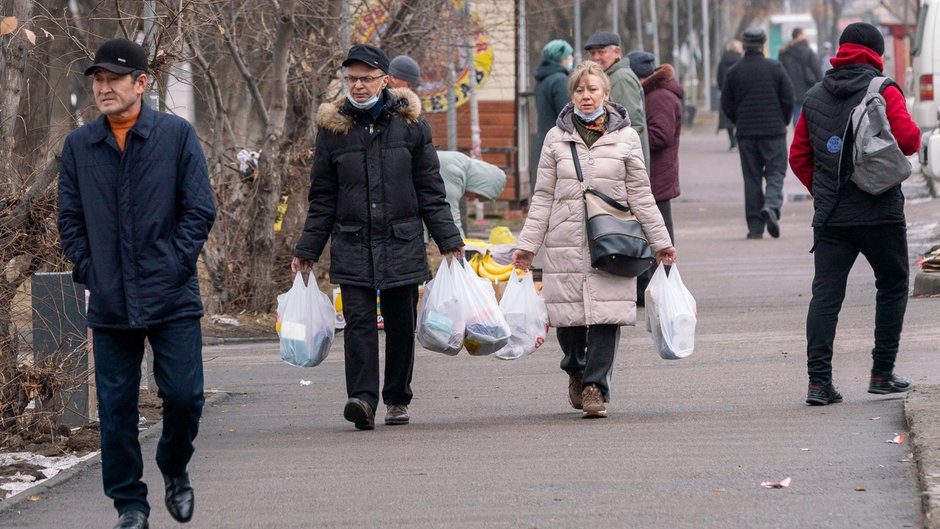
[
  {"left": 801, "top": 65, "right": 904, "bottom": 227},
  {"left": 716, "top": 50, "right": 742, "bottom": 130},
  {"left": 780, "top": 40, "right": 822, "bottom": 100},
  {"left": 720, "top": 50, "right": 794, "bottom": 137},
  {"left": 294, "top": 88, "right": 463, "bottom": 289}
]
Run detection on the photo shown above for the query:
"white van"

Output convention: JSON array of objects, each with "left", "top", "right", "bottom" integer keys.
[
  {"left": 912, "top": 0, "right": 940, "bottom": 185},
  {"left": 911, "top": 0, "right": 940, "bottom": 129}
]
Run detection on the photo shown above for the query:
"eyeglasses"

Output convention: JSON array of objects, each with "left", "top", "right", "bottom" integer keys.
[{"left": 344, "top": 75, "right": 385, "bottom": 85}]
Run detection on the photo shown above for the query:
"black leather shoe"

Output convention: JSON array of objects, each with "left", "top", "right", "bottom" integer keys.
[
  {"left": 806, "top": 380, "right": 843, "bottom": 406},
  {"left": 869, "top": 373, "right": 912, "bottom": 395},
  {"left": 164, "top": 471, "right": 195, "bottom": 523},
  {"left": 343, "top": 398, "right": 375, "bottom": 430},
  {"left": 760, "top": 208, "right": 780, "bottom": 238},
  {"left": 114, "top": 510, "right": 148, "bottom": 529}
]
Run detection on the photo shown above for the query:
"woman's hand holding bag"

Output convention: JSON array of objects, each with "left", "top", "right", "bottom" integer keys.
[
  {"left": 278, "top": 272, "right": 335, "bottom": 367},
  {"left": 645, "top": 265, "right": 696, "bottom": 359}
]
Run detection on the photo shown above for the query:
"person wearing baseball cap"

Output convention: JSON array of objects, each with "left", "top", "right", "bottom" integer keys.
[
  {"left": 583, "top": 31, "right": 650, "bottom": 170},
  {"left": 293, "top": 44, "right": 464, "bottom": 431},
  {"left": 388, "top": 55, "right": 421, "bottom": 89},
  {"left": 59, "top": 37, "right": 216, "bottom": 529},
  {"left": 720, "top": 27, "right": 793, "bottom": 240},
  {"left": 789, "top": 22, "right": 921, "bottom": 407}
]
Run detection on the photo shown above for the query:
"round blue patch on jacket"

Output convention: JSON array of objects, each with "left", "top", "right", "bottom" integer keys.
[{"left": 826, "top": 136, "right": 843, "bottom": 153}]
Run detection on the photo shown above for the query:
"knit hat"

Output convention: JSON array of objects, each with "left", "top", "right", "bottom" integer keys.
[
  {"left": 389, "top": 55, "right": 421, "bottom": 85},
  {"left": 626, "top": 50, "right": 656, "bottom": 78},
  {"left": 542, "top": 40, "right": 574, "bottom": 63},
  {"left": 838, "top": 22, "right": 885, "bottom": 56}
]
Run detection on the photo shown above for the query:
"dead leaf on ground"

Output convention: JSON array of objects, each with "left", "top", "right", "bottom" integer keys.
[
  {"left": 23, "top": 28, "right": 35, "bottom": 44},
  {"left": 0, "top": 16, "right": 18, "bottom": 35},
  {"left": 854, "top": 485, "right": 866, "bottom": 492}
]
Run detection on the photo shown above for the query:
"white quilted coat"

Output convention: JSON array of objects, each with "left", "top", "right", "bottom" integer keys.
[{"left": 516, "top": 102, "right": 673, "bottom": 327}]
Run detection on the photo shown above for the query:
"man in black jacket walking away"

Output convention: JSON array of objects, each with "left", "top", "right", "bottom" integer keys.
[
  {"left": 720, "top": 27, "right": 794, "bottom": 240},
  {"left": 780, "top": 27, "right": 822, "bottom": 125},
  {"left": 293, "top": 45, "right": 464, "bottom": 430}
]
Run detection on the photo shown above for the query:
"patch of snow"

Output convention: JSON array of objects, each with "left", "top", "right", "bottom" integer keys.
[{"left": 1, "top": 451, "right": 99, "bottom": 500}]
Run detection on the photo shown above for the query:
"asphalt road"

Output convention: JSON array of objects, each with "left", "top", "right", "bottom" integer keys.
[{"left": 1, "top": 128, "right": 938, "bottom": 529}]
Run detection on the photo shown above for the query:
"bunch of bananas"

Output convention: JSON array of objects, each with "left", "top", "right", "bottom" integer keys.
[{"left": 469, "top": 252, "right": 515, "bottom": 282}]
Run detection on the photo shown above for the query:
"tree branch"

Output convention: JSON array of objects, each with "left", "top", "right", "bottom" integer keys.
[{"left": 212, "top": 8, "right": 269, "bottom": 126}]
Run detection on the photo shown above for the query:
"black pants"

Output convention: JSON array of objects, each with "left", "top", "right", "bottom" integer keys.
[
  {"left": 806, "top": 225, "right": 909, "bottom": 382},
  {"left": 737, "top": 136, "right": 787, "bottom": 236},
  {"left": 556, "top": 325, "right": 621, "bottom": 399},
  {"left": 92, "top": 317, "right": 204, "bottom": 516},
  {"left": 636, "top": 199, "right": 675, "bottom": 303},
  {"left": 340, "top": 283, "right": 419, "bottom": 411}
]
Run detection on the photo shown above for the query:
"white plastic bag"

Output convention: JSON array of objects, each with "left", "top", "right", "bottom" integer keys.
[
  {"left": 417, "top": 258, "right": 466, "bottom": 355},
  {"left": 278, "top": 272, "right": 335, "bottom": 367},
  {"left": 645, "top": 265, "right": 696, "bottom": 360},
  {"left": 454, "top": 258, "right": 511, "bottom": 356},
  {"left": 495, "top": 271, "right": 549, "bottom": 360}
]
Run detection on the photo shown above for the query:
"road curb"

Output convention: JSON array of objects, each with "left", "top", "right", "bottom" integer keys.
[
  {"left": 202, "top": 336, "right": 277, "bottom": 346},
  {"left": 0, "top": 390, "right": 233, "bottom": 515},
  {"left": 905, "top": 385, "right": 940, "bottom": 529}
]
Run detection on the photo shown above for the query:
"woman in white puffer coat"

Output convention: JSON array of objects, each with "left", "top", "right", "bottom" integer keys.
[{"left": 513, "top": 61, "right": 677, "bottom": 419}]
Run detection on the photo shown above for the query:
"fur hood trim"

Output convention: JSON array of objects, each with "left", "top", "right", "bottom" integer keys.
[{"left": 316, "top": 87, "right": 422, "bottom": 134}]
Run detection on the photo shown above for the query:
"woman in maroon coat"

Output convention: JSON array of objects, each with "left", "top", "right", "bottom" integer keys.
[{"left": 627, "top": 51, "right": 684, "bottom": 302}]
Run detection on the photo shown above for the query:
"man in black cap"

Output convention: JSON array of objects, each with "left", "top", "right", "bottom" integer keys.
[
  {"left": 584, "top": 31, "right": 650, "bottom": 169},
  {"left": 58, "top": 38, "right": 216, "bottom": 529},
  {"left": 789, "top": 22, "right": 920, "bottom": 406},
  {"left": 293, "top": 44, "right": 464, "bottom": 430},
  {"left": 720, "top": 27, "right": 794, "bottom": 240}
]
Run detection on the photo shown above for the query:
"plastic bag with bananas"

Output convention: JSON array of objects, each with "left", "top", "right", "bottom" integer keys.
[{"left": 468, "top": 251, "right": 515, "bottom": 282}]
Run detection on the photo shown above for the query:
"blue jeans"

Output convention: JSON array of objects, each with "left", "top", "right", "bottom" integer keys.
[{"left": 93, "top": 317, "right": 204, "bottom": 516}]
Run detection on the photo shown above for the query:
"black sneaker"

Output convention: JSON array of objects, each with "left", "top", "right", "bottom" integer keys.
[
  {"left": 760, "top": 208, "right": 780, "bottom": 238},
  {"left": 806, "top": 380, "right": 843, "bottom": 406},
  {"left": 868, "top": 374, "right": 912, "bottom": 395}
]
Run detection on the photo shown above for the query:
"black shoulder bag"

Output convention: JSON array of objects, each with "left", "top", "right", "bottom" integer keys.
[{"left": 569, "top": 142, "right": 654, "bottom": 277}]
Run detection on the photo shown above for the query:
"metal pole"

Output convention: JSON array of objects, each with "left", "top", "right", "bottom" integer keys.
[
  {"left": 612, "top": 0, "right": 619, "bottom": 37},
  {"left": 517, "top": 0, "right": 530, "bottom": 198},
  {"left": 447, "top": 5, "right": 458, "bottom": 151},
  {"left": 650, "top": 0, "right": 660, "bottom": 60},
  {"left": 672, "top": 0, "right": 679, "bottom": 63},
  {"left": 341, "top": 0, "right": 350, "bottom": 50},
  {"left": 634, "top": 0, "right": 642, "bottom": 50},
  {"left": 702, "top": 0, "right": 711, "bottom": 110},
  {"left": 466, "top": 0, "right": 481, "bottom": 160},
  {"left": 574, "top": 0, "right": 582, "bottom": 63},
  {"left": 142, "top": 1, "right": 160, "bottom": 111}
]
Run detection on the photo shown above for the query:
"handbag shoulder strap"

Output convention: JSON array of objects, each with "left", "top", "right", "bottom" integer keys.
[{"left": 569, "top": 142, "right": 631, "bottom": 213}]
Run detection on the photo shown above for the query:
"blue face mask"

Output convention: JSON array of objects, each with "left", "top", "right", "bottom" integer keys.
[
  {"left": 346, "top": 91, "right": 380, "bottom": 110},
  {"left": 574, "top": 105, "right": 605, "bottom": 121}
]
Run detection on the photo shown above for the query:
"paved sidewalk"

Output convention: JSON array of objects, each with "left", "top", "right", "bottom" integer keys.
[{"left": 1, "top": 127, "right": 939, "bottom": 528}]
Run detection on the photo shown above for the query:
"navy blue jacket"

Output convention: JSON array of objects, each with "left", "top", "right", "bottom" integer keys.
[{"left": 58, "top": 103, "right": 216, "bottom": 329}]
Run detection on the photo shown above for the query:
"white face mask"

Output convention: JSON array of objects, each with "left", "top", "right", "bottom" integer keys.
[
  {"left": 574, "top": 106, "right": 605, "bottom": 121},
  {"left": 346, "top": 91, "right": 381, "bottom": 110},
  {"left": 562, "top": 56, "right": 574, "bottom": 72}
]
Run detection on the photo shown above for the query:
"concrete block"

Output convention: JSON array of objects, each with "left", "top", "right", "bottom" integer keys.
[{"left": 913, "top": 271, "right": 940, "bottom": 297}]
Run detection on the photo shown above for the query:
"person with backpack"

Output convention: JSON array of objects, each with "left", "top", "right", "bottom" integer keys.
[{"left": 788, "top": 23, "right": 920, "bottom": 406}]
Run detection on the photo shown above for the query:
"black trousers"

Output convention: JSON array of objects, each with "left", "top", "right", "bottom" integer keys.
[
  {"left": 340, "top": 283, "right": 419, "bottom": 411},
  {"left": 737, "top": 136, "right": 787, "bottom": 236},
  {"left": 556, "top": 324, "right": 621, "bottom": 399},
  {"left": 806, "top": 224, "right": 909, "bottom": 382},
  {"left": 92, "top": 317, "right": 204, "bottom": 516}
]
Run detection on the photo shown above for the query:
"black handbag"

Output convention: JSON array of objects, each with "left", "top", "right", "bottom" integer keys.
[{"left": 569, "top": 142, "right": 654, "bottom": 277}]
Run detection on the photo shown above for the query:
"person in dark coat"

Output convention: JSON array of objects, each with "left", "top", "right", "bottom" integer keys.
[
  {"left": 628, "top": 52, "right": 684, "bottom": 303},
  {"left": 779, "top": 27, "right": 822, "bottom": 125},
  {"left": 292, "top": 45, "right": 464, "bottom": 431},
  {"left": 720, "top": 27, "right": 794, "bottom": 240},
  {"left": 58, "top": 38, "right": 216, "bottom": 529},
  {"left": 789, "top": 23, "right": 921, "bottom": 406},
  {"left": 716, "top": 40, "right": 743, "bottom": 150},
  {"left": 532, "top": 39, "right": 573, "bottom": 194}
]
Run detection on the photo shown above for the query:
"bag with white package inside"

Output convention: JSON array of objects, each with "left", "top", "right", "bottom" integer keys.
[
  {"left": 645, "top": 265, "right": 696, "bottom": 360},
  {"left": 453, "top": 258, "right": 511, "bottom": 356},
  {"left": 278, "top": 272, "right": 335, "bottom": 367},
  {"left": 495, "top": 270, "right": 549, "bottom": 360},
  {"left": 416, "top": 258, "right": 466, "bottom": 355}
]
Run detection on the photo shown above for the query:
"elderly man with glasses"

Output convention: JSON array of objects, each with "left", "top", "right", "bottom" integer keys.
[{"left": 292, "top": 44, "right": 464, "bottom": 430}]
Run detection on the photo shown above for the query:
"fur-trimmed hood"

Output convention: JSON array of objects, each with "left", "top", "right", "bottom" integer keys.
[
  {"left": 316, "top": 87, "right": 422, "bottom": 134},
  {"left": 640, "top": 64, "right": 684, "bottom": 99}
]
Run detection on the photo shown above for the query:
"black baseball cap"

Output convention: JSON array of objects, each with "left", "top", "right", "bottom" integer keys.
[
  {"left": 342, "top": 44, "right": 390, "bottom": 73},
  {"left": 84, "top": 38, "right": 149, "bottom": 76}
]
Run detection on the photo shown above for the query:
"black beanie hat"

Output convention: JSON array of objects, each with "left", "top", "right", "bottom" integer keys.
[{"left": 838, "top": 22, "right": 885, "bottom": 56}]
